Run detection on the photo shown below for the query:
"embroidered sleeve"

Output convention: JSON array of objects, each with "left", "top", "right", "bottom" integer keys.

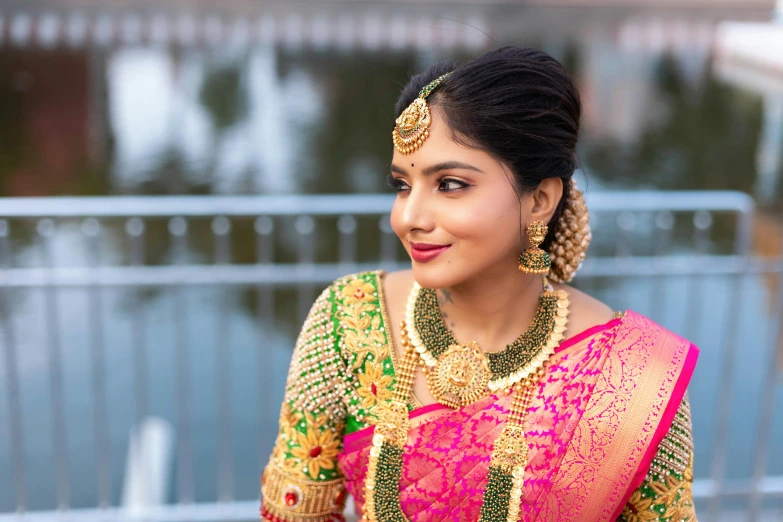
[
  {"left": 260, "top": 285, "right": 349, "bottom": 522},
  {"left": 617, "top": 394, "right": 697, "bottom": 522},
  {"left": 332, "top": 271, "right": 398, "bottom": 433}
]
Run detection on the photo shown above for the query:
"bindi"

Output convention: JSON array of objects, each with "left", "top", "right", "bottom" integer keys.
[{"left": 411, "top": 163, "right": 414, "bottom": 167}]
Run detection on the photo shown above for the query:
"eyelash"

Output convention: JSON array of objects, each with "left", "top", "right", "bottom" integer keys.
[{"left": 385, "top": 174, "right": 469, "bottom": 193}]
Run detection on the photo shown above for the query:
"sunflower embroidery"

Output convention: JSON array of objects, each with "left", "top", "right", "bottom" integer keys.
[
  {"left": 287, "top": 416, "right": 341, "bottom": 479},
  {"left": 356, "top": 361, "right": 393, "bottom": 410}
]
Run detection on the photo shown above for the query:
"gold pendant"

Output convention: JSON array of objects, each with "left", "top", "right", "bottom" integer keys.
[
  {"left": 392, "top": 98, "right": 431, "bottom": 154},
  {"left": 426, "top": 342, "right": 490, "bottom": 408},
  {"left": 491, "top": 424, "right": 529, "bottom": 471},
  {"left": 374, "top": 400, "right": 409, "bottom": 447}
]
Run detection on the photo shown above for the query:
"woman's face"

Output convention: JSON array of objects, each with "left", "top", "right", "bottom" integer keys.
[{"left": 388, "top": 107, "right": 532, "bottom": 290}]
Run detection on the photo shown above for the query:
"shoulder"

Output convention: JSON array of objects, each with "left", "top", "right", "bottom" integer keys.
[
  {"left": 551, "top": 282, "right": 616, "bottom": 341},
  {"left": 378, "top": 268, "right": 415, "bottom": 300},
  {"left": 329, "top": 268, "right": 414, "bottom": 307},
  {"left": 327, "top": 269, "right": 386, "bottom": 300},
  {"left": 582, "top": 303, "right": 701, "bottom": 375}
]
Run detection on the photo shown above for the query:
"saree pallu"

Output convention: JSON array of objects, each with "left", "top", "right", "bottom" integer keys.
[{"left": 338, "top": 310, "right": 699, "bottom": 521}]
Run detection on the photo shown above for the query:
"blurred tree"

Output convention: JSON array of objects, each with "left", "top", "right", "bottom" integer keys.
[
  {"left": 583, "top": 53, "right": 764, "bottom": 254},
  {"left": 199, "top": 60, "right": 249, "bottom": 132},
  {"left": 0, "top": 52, "right": 25, "bottom": 195},
  {"left": 281, "top": 50, "right": 411, "bottom": 194},
  {"left": 584, "top": 53, "right": 763, "bottom": 193},
  {"left": 199, "top": 57, "right": 250, "bottom": 186}
]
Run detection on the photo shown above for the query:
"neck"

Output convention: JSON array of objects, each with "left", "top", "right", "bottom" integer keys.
[{"left": 437, "top": 261, "right": 545, "bottom": 353}]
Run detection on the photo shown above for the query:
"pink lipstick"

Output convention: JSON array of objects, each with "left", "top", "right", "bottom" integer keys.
[{"left": 410, "top": 242, "right": 451, "bottom": 263}]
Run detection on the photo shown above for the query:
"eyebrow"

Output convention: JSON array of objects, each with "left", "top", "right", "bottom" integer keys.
[{"left": 390, "top": 161, "right": 484, "bottom": 176}]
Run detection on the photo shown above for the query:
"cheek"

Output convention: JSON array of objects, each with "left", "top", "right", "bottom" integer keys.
[{"left": 446, "top": 196, "right": 518, "bottom": 244}]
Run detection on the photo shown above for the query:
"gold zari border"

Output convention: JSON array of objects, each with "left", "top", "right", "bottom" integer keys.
[{"left": 261, "top": 460, "right": 346, "bottom": 521}]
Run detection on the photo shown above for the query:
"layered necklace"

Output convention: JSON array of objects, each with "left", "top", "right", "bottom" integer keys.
[{"left": 364, "top": 278, "right": 570, "bottom": 522}]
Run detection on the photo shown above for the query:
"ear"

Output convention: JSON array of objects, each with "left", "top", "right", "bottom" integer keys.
[{"left": 529, "top": 178, "right": 563, "bottom": 223}]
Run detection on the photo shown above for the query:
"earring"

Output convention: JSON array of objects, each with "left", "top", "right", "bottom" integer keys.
[{"left": 518, "top": 220, "right": 551, "bottom": 274}]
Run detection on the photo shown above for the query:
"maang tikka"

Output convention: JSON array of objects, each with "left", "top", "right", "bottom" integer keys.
[
  {"left": 392, "top": 72, "right": 452, "bottom": 155},
  {"left": 518, "top": 220, "right": 551, "bottom": 274}
]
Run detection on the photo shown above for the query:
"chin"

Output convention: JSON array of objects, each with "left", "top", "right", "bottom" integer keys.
[{"left": 410, "top": 261, "right": 463, "bottom": 289}]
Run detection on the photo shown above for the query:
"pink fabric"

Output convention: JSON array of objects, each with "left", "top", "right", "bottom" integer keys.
[
  {"left": 337, "top": 311, "right": 698, "bottom": 521},
  {"left": 610, "top": 341, "right": 700, "bottom": 520},
  {"left": 338, "top": 319, "right": 621, "bottom": 521},
  {"left": 554, "top": 315, "right": 623, "bottom": 354}
]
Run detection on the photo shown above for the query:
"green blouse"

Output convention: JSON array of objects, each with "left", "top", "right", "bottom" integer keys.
[{"left": 260, "top": 270, "right": 697, "bottom": 522}]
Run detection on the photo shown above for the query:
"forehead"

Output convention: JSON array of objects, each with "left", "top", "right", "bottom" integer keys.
[{"left": 392, "top": 107, "right": 500, "bottom": 173}]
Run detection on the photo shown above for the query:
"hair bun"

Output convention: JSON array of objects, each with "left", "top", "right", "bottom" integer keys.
[{"left": 548, "top": 178, "right": 591, "bottom": 283}]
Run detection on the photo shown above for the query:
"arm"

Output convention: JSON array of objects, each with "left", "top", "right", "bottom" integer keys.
[
  {"left": 260, "top": 285, "right": 349, "bottom": 522},
  {"left": 617, "top": 394, "right": 697, "bottom": 522}
]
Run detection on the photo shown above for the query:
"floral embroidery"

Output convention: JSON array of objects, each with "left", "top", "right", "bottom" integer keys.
[
  {"left": 277, "top": 403, "right": 303, "bottom": 443},
  {"left": 334, "top": 272, "right": 396, "bottom": 425},
  {"left": 618, "top": 397, "right": 697, "bottom": 522},
  {"left": 356, "top": 361, "right": 394, "bottom": 409},
  {"left": 620, "top": 463, "right": 696, "bottom": 522},
  {"left": 621, "top": 489, "right": 659, "bottom": 522},
  {"left": 341, "top": 278, "right": 377, "bottom": 306},
  {"left": 661, "top": 459, "right": 696, "bottom": 521},
  {"left": 260, "top": 283, "right": 351, "bottom": 521},
  {"left": 343, "top": 306, "right": 388, "bottom": 369},
  {"left": 287, "top": 412, "right": 342, "bottom": 479}
]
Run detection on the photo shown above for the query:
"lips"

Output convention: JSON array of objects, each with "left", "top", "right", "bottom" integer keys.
[{"left": 410, "top": 242, "right": 451, "bottom": 263}]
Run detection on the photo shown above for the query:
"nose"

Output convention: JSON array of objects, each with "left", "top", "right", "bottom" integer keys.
[{"left": 399, "top": 184, "right": 435, "bottom": 233}]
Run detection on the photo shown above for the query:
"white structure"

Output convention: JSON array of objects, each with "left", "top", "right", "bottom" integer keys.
[
  {"left": 715, "top": 3, "right": 783, "bottom": 204},
  {"left": 121, "top": 417, "right": 175, "bottom": 515}
]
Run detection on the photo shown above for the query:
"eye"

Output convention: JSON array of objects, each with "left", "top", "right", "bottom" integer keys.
[
  {"left": 438, "top": 177, "right": 469, "bottom": 192},
  {"left": 386, "top": 174, "right": 410, "bottom": 192}
]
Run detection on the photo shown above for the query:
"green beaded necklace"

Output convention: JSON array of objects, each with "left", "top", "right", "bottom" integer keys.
[
  {"left": 412, "top": 285, "right": 566, "bottom": 394},
  {"left": 363, "top": 279, "right": 570, "bottom": 522}
]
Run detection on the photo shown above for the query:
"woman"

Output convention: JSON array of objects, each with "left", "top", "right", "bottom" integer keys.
[{"left": 259, "top": 47, "right": 699, "bottom": 522}]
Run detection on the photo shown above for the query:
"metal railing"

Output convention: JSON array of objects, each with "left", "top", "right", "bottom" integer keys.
[{"left": 0, "top": 191, "right": 781, "bottom": 522}]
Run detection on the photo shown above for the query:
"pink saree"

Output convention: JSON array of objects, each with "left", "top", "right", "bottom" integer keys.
[{"left": 337, "top": 310, "right": 699, "bottom": 521}]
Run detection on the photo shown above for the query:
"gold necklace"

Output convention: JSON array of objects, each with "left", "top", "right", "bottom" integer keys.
[
  {"left": 404, "top": 278, "right": 569, "bottom": 408},
  {"left": 363, "top": 279, "right": 570, "bottom": 522}
]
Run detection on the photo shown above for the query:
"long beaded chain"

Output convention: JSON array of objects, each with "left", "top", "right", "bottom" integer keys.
[{"left": 362, "top": 281, "right": 570, "bottom": 522}]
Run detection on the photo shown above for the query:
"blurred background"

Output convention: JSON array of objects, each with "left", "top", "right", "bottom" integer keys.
[{"left": 0, "top": 0, "right": 782, "bottom": 521}]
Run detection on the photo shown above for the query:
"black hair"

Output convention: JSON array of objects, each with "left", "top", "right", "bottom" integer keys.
[{"left": 394, "top": 46, "right": 582, "bottom": 250}]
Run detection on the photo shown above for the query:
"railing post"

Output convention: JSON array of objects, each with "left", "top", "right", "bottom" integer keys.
[{"left": 121, "top": 417, "right": 175, "bottom": 515}]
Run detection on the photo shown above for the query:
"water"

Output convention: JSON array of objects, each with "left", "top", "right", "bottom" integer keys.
[{"left": 0, "top": 2, "right": 781, "bottom": 513}]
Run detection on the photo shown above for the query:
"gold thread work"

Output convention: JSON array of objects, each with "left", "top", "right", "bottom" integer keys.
[{"left": 261, "top": 460, "right": 347, "bottom": 521}]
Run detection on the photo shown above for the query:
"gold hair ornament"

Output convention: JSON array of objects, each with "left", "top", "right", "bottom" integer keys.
[
  {"left": 392, "top": 72, "right": 452, "bottom": 155},
  {"left": 548, "top": 178, "right": 591, "bottom": 283}
]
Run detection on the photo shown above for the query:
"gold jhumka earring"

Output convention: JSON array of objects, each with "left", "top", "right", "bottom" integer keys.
[
  {"left": 392, "top": 72, "right": 452, "bottom": 155},
  {"left": 518, "top": 220, "right": 551, "bottom": 274}
]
